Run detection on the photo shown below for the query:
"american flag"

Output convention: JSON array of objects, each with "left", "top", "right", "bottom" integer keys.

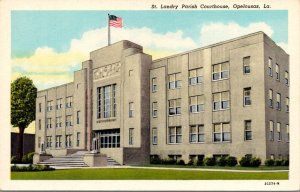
[{"left": 109, "top": 15, "right": 123, "bottom": 28}]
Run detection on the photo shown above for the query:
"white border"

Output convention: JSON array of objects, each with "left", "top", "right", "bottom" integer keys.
[{"left": 0, "top": 0, "right": 299, "bottom": 191}]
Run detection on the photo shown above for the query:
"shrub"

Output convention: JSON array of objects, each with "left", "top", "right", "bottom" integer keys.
[
  {"left": 283, "top": 159, "right": 289, "bottom": 166},
  {"left": 226, "top": 156, "right": 237, "bottom": 167},
  {"left": 204, "top": 157, "right": 215, "bottom": 166},
  {"left": 187, "top": 159, "right": 194, "bottom": 166},
  {"left": 274, "top": 159, "right": 284, "bottom": 166},
  {"left": 216, "top": 156, "right": 227, "bottom": 166},
  {"left": 176, "top": 159, "right": 185, "bottom": 165},
  {"left": 21, "top": 155, "right": 29, "bottom": 164},
  {"left": 196, "top": 159, "right": 204, "bottom": 166},
  {"left": 162, "top": 158, "right": 176, "bottom": 165},
  {"left": 11, "top": 156, "right": 20, "bottom": 164},
  {"left": 150, "top": 156, "right": 161, "bottom": 164},
  {"left": 27, "top": 152, "right": 35, "bottom": 164},
  {"left": 11, "top": 164, "right": 55, "bottom": 172},
  {"left": 239, "top": 156, "right": 251, "bottom": 167},
  {"left": 250, "top": 157, "right": 261, "bottom": 167},
  {"left": 264, "top": 159, "right": 275, "bottom": 166}
]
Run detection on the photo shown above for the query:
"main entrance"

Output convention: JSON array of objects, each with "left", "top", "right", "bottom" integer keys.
[{"left": 93, "top": 128, "right": 120, "bottom": 149}]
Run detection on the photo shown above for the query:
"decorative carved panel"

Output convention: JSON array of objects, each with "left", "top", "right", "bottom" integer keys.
[{"left": 93, "top": 63, "right": 121, "bottom": 80}]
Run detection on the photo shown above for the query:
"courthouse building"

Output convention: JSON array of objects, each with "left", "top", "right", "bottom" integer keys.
[{"left": 35, "top": 31, "right": 289, "bottom": 165}]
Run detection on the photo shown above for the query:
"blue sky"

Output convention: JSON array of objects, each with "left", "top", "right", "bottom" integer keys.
[
  {"left": 11, "top": 10, "right": 288, "bottom": 92},
  {"left": 12, "top": 11, "right": 287, "bottom": 58}
]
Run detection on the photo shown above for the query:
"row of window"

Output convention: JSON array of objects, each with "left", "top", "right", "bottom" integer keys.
[
  {"left": 39, "top": 111, "right": 80, "bottom": 129},
  {"left": 268, "top": 89, "right": 289, "bottom": 112},
  {"left": 97, "top": 84, "right": 116, "bottom": 119},
  {"left": 37, "top": 132, "right": 81, "bottom": 148},
  {"left": 41, "top": 96, "right": 73, "bottom": 112},
  {"left": 151, "top": 57, "right": 289, "bottom": 93},
  {"left": 151, "top": 121, "right": 289, "bottom": 145},
  {"left": 269, "top": 121, "right": 289, "bottom": 142},
  {"left": 268, "top": 57, "right": 289, "bottom": 85}
]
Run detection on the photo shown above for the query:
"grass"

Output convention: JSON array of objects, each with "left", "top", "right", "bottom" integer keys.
[
  {"left": 11, "top": 168, "right": 288, "bottom": 180},
  {"left": 139, "top": 164, "right": 289, "bottom": 170}
]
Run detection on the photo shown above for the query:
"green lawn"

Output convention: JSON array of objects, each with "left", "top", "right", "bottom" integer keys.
[
  {"left": 139, "top": 164, "right": 289, "bottom": 170},
  {"left": 11, "top": 168, "right": 288, "bottom": 180}
]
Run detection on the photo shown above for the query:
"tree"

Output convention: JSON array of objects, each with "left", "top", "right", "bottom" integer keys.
[{"left": 11, "top": 76, "right": 37, "bottom": 161}]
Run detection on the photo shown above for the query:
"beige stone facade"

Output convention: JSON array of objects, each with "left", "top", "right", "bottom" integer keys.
[{"left": 35, "top": 31, "right": 289, "bottom": 165}]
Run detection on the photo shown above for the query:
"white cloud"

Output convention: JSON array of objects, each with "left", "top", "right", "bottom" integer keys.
[{"left": 199, "top": 22, "right": 274, "bottom": 46}]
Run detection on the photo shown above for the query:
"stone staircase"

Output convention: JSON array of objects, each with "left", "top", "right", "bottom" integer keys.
[{"left": 38, "top": 151, "right": 120, "bottom": 168}]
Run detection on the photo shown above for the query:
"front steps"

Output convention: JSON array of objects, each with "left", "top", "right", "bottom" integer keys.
[{"left": 37, "top": 151, "right": 120, "bottom": 168}]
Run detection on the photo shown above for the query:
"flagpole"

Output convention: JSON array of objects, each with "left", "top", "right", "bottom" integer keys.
[{"left": 108, "top": 14, "right": 110, "bottom": 46}]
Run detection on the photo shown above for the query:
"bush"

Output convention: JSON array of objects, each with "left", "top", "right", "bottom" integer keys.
[
  {"left": 250, "top": 157, "right": 261, "bottom": 167},
  {"left": 204, "top": 157, "right": 215, "bottom": 166},
  {"left": 21, "top": 152, "right": 35, "bottom": 164},
  {"left": 226, "top": 156, "right": 237, "bottom": 167},
  {"left": 264, "top": 159, "right": 275, "bottom": 166},
  {"left": 216, "top": 156, "right": 227, "bottom": 166},
  {"left": 176, "top": 159, "right": 185, "bottom": 165},
  {"left": 283, "top": 159, "right": 289, "bottom": 166},
  {"left": 274, "top": 159, "right": 284, "bottom": 166},
  {"left": 239, "top": 157, "right": 251, "bottom": 167},
  {"left": 196, "top": 159, "right": 204, "bottom": 166},
  {"left": 187, "top": 159, "right": 194, "bottom": 166},
  {"left": 11, "top": 156, "right": 21, "bottom": 164},
  {"left": 161, "top": 158, "right": 176, "bottom": 165},
  {"left": 11, "top": 164, "right": 55, "bottom": 172},
  {"left": 150, "top": 156, "right": 161, "bottom": 164}
]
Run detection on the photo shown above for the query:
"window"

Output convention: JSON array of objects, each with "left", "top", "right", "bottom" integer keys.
[
  {"left": 268, "top": 58, "right": 273, "bottom": 76},
  {"left": 286, "top": 124, "right": 289, "bottom": 142},
  {"left": 76, "top": 132, "right": 80, "bottom": 147},
  {"left": 285, "top": 97, "right": 289, "bottom": 112},
  {"left": 152, "top": 102, "right": 158, "bottom": 117},
  {"left": 269, "top": 120, "right": 274, "bottom": 141},
  {"left": 95, "top": 129, "right": 120, "bottom": 148},
  {"left": 285, "top": 71, "right": 289, "bottom": 85},
  {"left": 168, "top": 73, "right": 181, "bottom": 89},
  {"left": 189, "top": 95, "right": 204, "bottom": 113},
  {"left": 56, "top": 98, "right": 63, "bottom": 109},
  {"left": 47, "top": 100, "right": 53, "bottom": 111},
  {"left": 46, "top": 118, "right": 52, "bottom": 128},
  {"left": 276, "top": 93, "right": 281, "bottom": 110},
  {"left": 55, "top": 117, "right": 62, "bottom": 128},
  {"left": 213, "top": 123, "right": 231, "bottom": 142},
  {"left": 275, "top": 64, "right": 280, "bottom": 80},
  {"left": 46, "top": 136, "right": 52, "bottom": 148},
  {"left": 39, "top": 103, "right": 42, "bottom": 112},
  {"left": 152, "top": 77, "right": 158, "bottom": 92},
  {"left": 65, "top": 135, "right": 72, "bottom": 147},
  {"left": 66, "top": 115, "right": 73, "bottom": 127},
  {"left": 55, "top": 135, "right": 62, "bottom": 148},
  {"left": 189, "top": 68, "right": 203, "bottom": 85},
  {"left": 212, "top": 62, "right": 229, "bottom": 80},
  {"left": 213, "top": 91, "right": 229, "bottom": 111},
  {"left": 168, "top": 155, "right": 182, "bottom": 161},
  {"left": 270, "top": 154, "right": 275, "bottom": 160},
  {"left": 129, "top": 69, "right": 133, "bottom": 76},
  {"left": 97, "top": 84, "right": 116, "bottom": 119},
  {"left": 38, "top": 119, "right": 41, "bottom": 130},
  {"left": 243, "top": 56, "right": 250, "bottom": 74},
  {"left": 277, "top": 122, "right": 281, "bottom": 141},
  {"left": 66, "top": 96, "right": 73, "bottom": 108},
  {"left": 189, "top": 125, "right": 204, "bottom": 143},
  {"left": 168, "top": 126, "right": 182, "bottom": 144},
  {"left": 152, "top": 128, "right": 157, "bottom": 145},
  {"left": 129, "top": 128, "right": 134, "bottom": 145},
  {"left": 77, "top": 111, "right": 80, "bottom": 124},
  {"left": 129, "top": 102, "right": 134, "bottom": 118},
  {"left": 244, "top": 120, "right": 252, "bottom": 140},
  {"left": 38, "top": 137, "right": 41, "bottom": 148},
  {"left": 168, "top": 99, "right": 181, "bottom": 115},
  {"left": 243, "top": 88, "right": 251, "bottom": 106},
  {"left": 269, "top": 89, "right": 273, "bottom": 108}
]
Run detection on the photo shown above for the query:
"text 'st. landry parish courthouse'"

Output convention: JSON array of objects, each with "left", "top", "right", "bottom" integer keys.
[{"left": 34, "top": 31, "right": 289, "bottom": 166}]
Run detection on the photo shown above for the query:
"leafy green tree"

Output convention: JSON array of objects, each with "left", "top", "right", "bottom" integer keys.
[{"left": 11, "top": 76, "right": 37, "bottom": 161}]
